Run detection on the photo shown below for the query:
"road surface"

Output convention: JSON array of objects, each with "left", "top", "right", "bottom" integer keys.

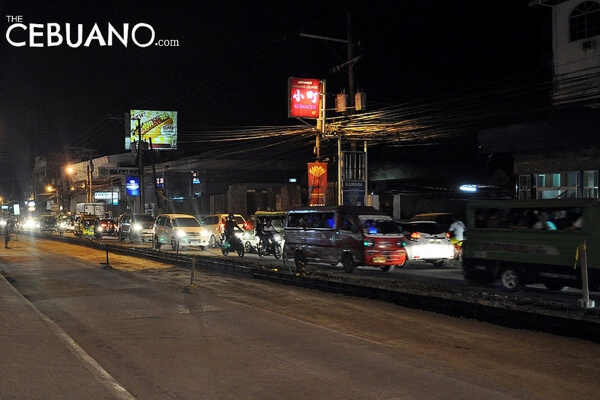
[{"left": 1, "top": 235, "right": 599, "bottom": 399}]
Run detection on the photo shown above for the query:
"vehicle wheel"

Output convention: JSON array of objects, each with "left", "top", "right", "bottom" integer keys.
[
  {"left": 273, "top": 244, "right": 282, "bottom": 260},
  {"left": 209, "top": 235, "right": 217, "bottom": 248},
  {"left": 221, "top": 246, "right": 229, "bottom": 256},
  {"left": 237, "top": 245, "right": 245, "bottom": 258},
  {"left": 171, "top": 239, "right": 179, "bottom": 251},
  {"left": 118, "top": 230, "right": 124, "bottom": 242},
  {"left": 500, "top": 267, "right": 523, "bottom": 292},
  {"left": 293, "top": 251, "right": 307, "bottom": 273},
  {"left": 257, "top": 240, "right": 265, "bottom": 257},
  {"left": 94, "top": 232, "right": 102, "bottom": 239},
  {"left": 154, "top": 237, "right": 161, "bottom": 250},
  {"left": 244, "top": 241, "right": 253, "bottom": 253},
  {"left": 341, "top": 254, "right": 356, "bottom": 273},
  {"left": 381, "top": 266, "right": 394, "bottom": 272},
  {"left": 432, "top": 260, "right": 445, "bottom": 268}
]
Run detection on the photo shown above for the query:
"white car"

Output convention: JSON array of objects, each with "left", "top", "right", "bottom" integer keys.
[
  {"left": 153, "top": 214, "right": 208, "bottom": 250},
  {"left": 398, "top": 221, "right": 454, "bottom": 267},
  {"left": 199, "top": 213, "right": 247, "bottom": 248}
]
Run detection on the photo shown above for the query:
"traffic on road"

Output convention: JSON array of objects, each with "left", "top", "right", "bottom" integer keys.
[{"left": 11, "top": 207, "right": 599, "bottom": 309}]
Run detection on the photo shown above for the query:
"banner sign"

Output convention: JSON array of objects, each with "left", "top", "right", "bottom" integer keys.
[
  {"left": 307, "top": 162, "right": 327, "bottom": 206},
  {"left": 288, "top": 77, "right": 322, "bottom": 119}
]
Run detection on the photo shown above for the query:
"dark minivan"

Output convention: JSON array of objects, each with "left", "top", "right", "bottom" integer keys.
[{"left": 284, "top": 205, "right": 406, "bottom": 273}]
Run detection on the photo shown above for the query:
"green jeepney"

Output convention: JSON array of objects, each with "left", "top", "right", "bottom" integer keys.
[{"left": 462, "top": 199, "right": 600, "bottom": 292}]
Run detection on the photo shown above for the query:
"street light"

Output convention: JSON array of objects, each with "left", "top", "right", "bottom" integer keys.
[
  {"left": 45, "top": 184, "right": 62, "bottom": 213},
  {"left": 66, "top": 162, "right": 93, "bottom": 203}
]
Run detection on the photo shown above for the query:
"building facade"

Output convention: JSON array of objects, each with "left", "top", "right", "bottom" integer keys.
[{"left": 479, "top": 0, "right": 600, "bottom": 200}]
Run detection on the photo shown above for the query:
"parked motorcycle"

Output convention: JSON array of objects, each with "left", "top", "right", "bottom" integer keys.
[
  {"left": 220, "top": 231, "right": 245, "bottom": 257},
  {"left": 257, "top": 233, "right": 282, "bottom": 260}
]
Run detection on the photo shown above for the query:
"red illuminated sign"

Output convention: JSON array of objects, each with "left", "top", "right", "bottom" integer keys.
[{"left": 288, "top": 77, "right": 322, "bottom": 119}]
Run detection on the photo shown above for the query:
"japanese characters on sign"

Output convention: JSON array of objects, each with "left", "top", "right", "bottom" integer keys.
[{"left": 288, "top": 77, "right": 322, "bottom": 119}]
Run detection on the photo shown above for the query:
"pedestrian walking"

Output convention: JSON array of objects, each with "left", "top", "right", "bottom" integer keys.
[{"left": 4, "top": 220, "right": 12, "bottom": 248}]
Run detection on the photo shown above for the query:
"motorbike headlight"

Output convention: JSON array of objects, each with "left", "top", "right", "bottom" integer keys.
[
  {"left": 177, "top": 230, "right": 187, "bottom": 238},
  {"left": 235, "top": 231, "right": 243, "bottom": 239},
  {"left": 273, "top": 234, "right": 281, "bottom": 242}
]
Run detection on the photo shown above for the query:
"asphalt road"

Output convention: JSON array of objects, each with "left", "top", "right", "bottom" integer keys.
[{"left": 1, "top": 234, "right": 600, "bottom": 399}]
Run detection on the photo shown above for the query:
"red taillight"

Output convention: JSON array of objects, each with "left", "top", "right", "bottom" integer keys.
[
  {"left": 409, "top": 232, "right": 420, "bottom": 241},
  {"left": 219, "top": 222, "right": 225, "bottom": 231}
]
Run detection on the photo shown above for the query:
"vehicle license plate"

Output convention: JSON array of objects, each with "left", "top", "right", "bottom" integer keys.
[
  {"left": 373, "top": 256, "right": 386, "bottom": 263},
  {"left": 190, "top": 241, "right": 199, "bottom": 246}
]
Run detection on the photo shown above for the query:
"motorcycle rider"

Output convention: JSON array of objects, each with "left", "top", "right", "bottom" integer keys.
[
  {"left": 224, "top": 213, "right": 243, "bottom": 246},
  {"left": 261, "top": 218, "right": 278, "bottom": 251}
]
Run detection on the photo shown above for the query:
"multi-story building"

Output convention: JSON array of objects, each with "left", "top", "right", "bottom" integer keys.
[{"left": 480, "top": 0, "right": 600, "bottom": 200}]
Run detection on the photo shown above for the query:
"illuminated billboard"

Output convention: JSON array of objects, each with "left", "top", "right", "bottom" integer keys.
[
  {"left": 288, "top": 77, "right": 322, "bottom": 119},
  {"left": 129, "top": 110, "right": 177, "bottom": 150},
  {"left": 126, "top": 175, "right": 140, "bottom": 196}
]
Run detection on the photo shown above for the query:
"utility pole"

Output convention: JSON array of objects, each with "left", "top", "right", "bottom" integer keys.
[
  {"left": 136, "top": 119, "right": 145, "bottom": 214},
  {"left": 347, "top": 11, "right": 355, "bottom": 112},
  {"left": 87, "top": 158, "right": 93, "bottom": 203},
  {"left": 301, "top": 10, "right": 361, "bottom": 205}
]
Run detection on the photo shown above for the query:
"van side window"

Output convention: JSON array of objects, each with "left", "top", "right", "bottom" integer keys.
[
  {"left": 475, "top": 207, "right": 583, "bottom": 230},
  {"left": 340, "top": 214, "right": 358, "bottom": 233},
  {"left": 322, "top": 213, "right": 335, "bottom": 228}
]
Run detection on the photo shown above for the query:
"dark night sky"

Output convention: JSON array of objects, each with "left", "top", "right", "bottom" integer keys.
[{"left": 0, "top": 0, "right": 551, "bottom": 195}]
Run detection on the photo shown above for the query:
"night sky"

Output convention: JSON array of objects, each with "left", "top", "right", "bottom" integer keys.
[{"left": 0, "top": 0, "right": 550, "bottom": 196}]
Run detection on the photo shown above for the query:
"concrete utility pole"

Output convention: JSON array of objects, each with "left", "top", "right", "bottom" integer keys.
[
  {"left": 346, "top": 11, "right": 355, "bottom": 111},
  {"left": 137, "top": 119, "right": 144, "bottom": 214},
  {"left": 301, "top": 11, "right": 361, "bottom": 205},
  {"left": 87, "top": 158, "right": 93, "bottom": 203},
  {"left": 300, "top": 11, "right": 359, "bottom": 113}
]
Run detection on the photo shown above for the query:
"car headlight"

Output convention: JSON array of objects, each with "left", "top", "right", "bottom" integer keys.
[
  {"left": 200, "top": 229, "right": 210, "bottom": 237},
  {"left": 133, "top": 223, "right": 142, "bottom": 232},
  {"left": 176, "top": 230, "right": 187, "bottom": 238}
]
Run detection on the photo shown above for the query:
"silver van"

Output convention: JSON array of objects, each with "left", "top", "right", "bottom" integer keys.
[{"left": 153, "top": 213, "right": 208, "bottom": 250}]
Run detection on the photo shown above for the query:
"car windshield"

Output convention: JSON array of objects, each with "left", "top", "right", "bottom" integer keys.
[
  {"left": 401, "top": 222, "right": 445, "bottom": 235},
  {"left": 173, "top": 217, "right": 200, "bottom": 227},
  {"left": 134, "top": 215, "right": 154, "bottom": 223}
]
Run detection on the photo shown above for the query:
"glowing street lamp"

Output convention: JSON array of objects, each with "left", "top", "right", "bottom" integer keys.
[{"left": 66, "top": 162, "right": 93, "bottom": 203}]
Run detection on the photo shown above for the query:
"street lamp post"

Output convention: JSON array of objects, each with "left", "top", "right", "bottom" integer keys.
[{"left": 66, "top": 162, "right": 93, "bottom": 206}]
